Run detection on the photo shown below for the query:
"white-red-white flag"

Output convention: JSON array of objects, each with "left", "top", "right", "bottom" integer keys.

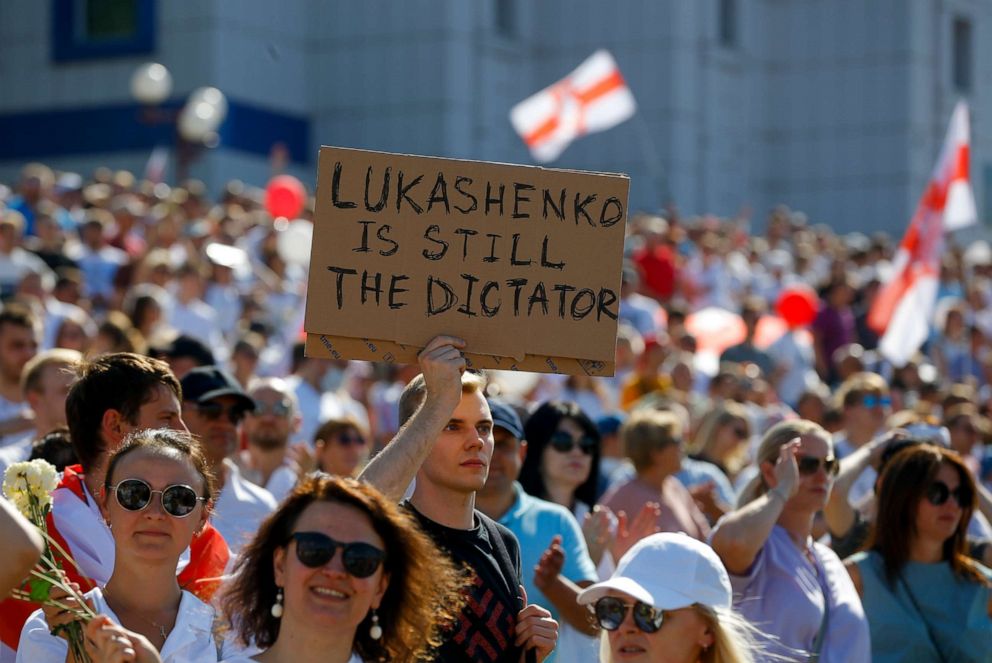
[
  {"left": 510, "top": 50, "right": 636, "bottom": 163},
  {"left": 869, "top": 101, "right": 977, "bottom": 366}
]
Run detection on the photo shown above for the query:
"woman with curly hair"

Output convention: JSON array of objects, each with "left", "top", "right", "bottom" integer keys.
[
  {"left": 220, "top": 473, "right": 467, "bottom": 663},
  {"left": 845, "top": 444, "right": 992, "bottom": 662}
]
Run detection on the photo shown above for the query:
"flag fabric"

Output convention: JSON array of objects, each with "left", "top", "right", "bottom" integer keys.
[
  {"left": 868, "top": 101, "right": 977, "bottom": 366},
  {"left": 510, "top": 50, "right": 636, "bottom": 163},
  {"left": 144, "top": 145, "right": 170, "bottom": 183}
]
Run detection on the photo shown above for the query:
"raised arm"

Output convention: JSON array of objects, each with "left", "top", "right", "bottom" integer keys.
[
  {"left": 0, "top": 496, "right": 43, "bottom": 597},
  {"left": 357, "top": 336, "right": 465, "bottom": 502},
  {"left": 710, "top": 440, "right": 799, "bottom": 575},
  {"left": 824, "top": 433, "right": 888, "bottom": 536}
]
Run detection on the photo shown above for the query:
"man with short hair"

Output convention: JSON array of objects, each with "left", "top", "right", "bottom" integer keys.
[
  {"left": 361, "top": 336, "right": 558, "bottom": 663},
  {"left": 0, "top": 353, "right": 228, "bottom": 661},
  {"left": 181, "top": 366, "right": 277, "bottom": 554},
  {"left": 0, "top": 303, "right": 41, "bottom": 444},
  {"left": 475, "top": 398, "right": 598, "bottom": 661},
  {"left": 0, "top": 348, "right": 81, "bottom": 474},
  {"left": 237, "top": 376, "right": 301, "bottom": 502}
]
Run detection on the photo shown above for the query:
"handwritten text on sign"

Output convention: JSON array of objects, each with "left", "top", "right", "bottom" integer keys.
[{"left": 304, "top": 147, "right": 629, "bottom": 363}]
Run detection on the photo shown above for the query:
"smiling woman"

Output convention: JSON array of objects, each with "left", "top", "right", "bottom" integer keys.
[
  {"left": 219, "top": 474, "right": 467, "bottom": 663},
  {"left": 16, "top": 428, "right": 228, "bottom": 663}
]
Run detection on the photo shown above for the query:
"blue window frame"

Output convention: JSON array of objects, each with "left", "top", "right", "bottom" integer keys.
[{"left": 52, "top": 0, "right": 155, "bottom": 62}]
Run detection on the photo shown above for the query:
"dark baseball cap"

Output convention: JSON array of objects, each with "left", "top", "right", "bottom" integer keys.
[
  {"left": 180, "top": 366, "right": 255, "bottom": 411},
  {"left": 154, "top": 334, "right": 216, "bottom": 367},
  {"left": 487, "top": 398, "right": 524, "bottom": 440}
]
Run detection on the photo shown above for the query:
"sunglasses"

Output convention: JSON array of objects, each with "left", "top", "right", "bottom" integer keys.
[
  {"left": 732, "top": 426, "right": 749, "bottom": 439},
  {"left": 797, "top": 455, "right": 839, "bottom": 477},
  {"left": 252, "top": 400, "right": 292, "bottom": 417},
  {"left": 334, "top": 433, "right": 366, "bottom": 447},
  {"left": 195, "top": 401, "right": 250, "bottom": 425},
  {"left": 860, "top": 395, "right": 892, "bottom": 409},
  {"left": 549, "top": 431, "right": 597, "bottom": 455},
  {"left": 594, "top": 596, "right": 665, "bottom": 633},
  {"left": 107, "top": 478, "right": 207, "bottom": 518},
  {"left": 288, "top": 531, "right": 386, "bottom": 578},
  {"left": 925, "top": 480, "right": 969, "bottom": 507}
]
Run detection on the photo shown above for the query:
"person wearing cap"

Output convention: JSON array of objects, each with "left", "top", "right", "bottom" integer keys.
[
  {"left": 577, "top": 532, "right": 758, "bottom": 663},
  {"left": 152, "top": 334, "right": 216, "bottom": 381},
  {"left": 181, "top": 365, "right": 277, "bottom": 554},
  {"left": 476, "top": 398, "right": 599, "bottom": 662}
]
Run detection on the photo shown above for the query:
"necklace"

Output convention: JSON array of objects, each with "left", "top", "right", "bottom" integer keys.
[{"left": 102, "top": 589, "right": 171, "bottom": 643}]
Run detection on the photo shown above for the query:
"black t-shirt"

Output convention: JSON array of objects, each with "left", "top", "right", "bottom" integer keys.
[{"left": 404, "top": 501, "right": 524, "bottom": 663}]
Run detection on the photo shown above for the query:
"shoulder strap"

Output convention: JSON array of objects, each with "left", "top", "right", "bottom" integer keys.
[
  {"left": 480, "top": 515, "right": 521, "bottom": 609},
  {"left": 898, "top": 573, "right": 949, "bottom": 663}
]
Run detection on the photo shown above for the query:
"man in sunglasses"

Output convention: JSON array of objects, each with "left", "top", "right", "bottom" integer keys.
[
  {"left": 832, "top": 372, "right": 891, "bottom": 504},
  {"left": 359, "top": 335, "right": 559, "bottom": 663},
  {"left": 236, "top": 377, "right": 301, "bottom": 502},
  {"left": 180, "top": 365, "right": 278, "bottom": 554}
]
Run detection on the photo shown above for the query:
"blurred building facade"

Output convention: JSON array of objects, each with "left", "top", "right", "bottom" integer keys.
[{"left": 0, "top": 0, "right": 989, "bottom": 234}]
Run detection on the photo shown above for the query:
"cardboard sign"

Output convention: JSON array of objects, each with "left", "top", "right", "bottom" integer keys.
[{"left": 304, "top": 147, "right": 629, "bottom": 376}]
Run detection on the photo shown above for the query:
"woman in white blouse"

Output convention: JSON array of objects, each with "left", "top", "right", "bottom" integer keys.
[{"left": 18, "top": 429, "right": 227, "bottom": 663}]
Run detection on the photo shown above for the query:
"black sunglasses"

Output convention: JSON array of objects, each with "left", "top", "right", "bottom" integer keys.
[
  {"left": 288, "top": 531, "right": 386, "bottom": 578},
  {"left": 926, "top": 480, "right": 969, "bottom": 507},
  {"left": 594, "top": 596, "right": 665, "bottom": 633},
  {"left": 107, "top": 478, "right": 207, "bottom": 518},
  {"left": 195, "top": 401, "right": 250, "bottom": 424},
  {"left": 333, "top": 433, "right": 367, "bottom": 447},
  {"left": 549, "top": 431, "right": 597, "bottom": 455},
  {"left": 797, "top": 455, "right": 839, "bottom": 477}
]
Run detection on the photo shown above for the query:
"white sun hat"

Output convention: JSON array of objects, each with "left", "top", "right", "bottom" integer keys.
[{"left": 577, "top": 532, "right": 732, "bottom": 611}]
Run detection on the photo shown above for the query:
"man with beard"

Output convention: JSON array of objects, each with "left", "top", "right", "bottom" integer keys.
[
  {"left": 181, "top": 366, "right": 277, "bottom": 554},
  {"left": 237, "top": 377, "right": 301, "bottom": 502}
]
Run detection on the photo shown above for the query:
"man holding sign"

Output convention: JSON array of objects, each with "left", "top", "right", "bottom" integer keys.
[{"left": 361, "top": 336, "right": 558, "bottom": 663}]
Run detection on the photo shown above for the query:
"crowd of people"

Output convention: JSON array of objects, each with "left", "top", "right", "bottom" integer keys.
[{"left": 0, "top": 160, "right": 990, "bottom": 662}]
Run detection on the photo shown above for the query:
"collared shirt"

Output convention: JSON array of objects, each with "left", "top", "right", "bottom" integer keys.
[
  {"left": 498, "top": 483, "right": 598, "bottom": 663},
  {"left": 497, "top": 483, "right": 598, "bottom": 621},
  {"left": 212, "top": 459, "right": 278, "bottom": 555},
  {"left": 17, "top": 588, "right": 222, "bottom": 663}
]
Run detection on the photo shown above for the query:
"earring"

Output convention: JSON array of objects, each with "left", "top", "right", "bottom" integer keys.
[
  {"left": 369, "top": 609, "right": 382, "bottom": 640},
  {"left": 270, "top": 588, "right": 284, "bottom": 618}
]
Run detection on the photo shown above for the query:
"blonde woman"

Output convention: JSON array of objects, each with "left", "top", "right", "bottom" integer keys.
[
  {"left": 677, "top": 402, "right": 750, "bottom": 520},
  {"left": 710, "top": 420, "right": 870, "bottom": 662},
  {"left": 577, "top": 532, "right": 759, "bottom": 663}
]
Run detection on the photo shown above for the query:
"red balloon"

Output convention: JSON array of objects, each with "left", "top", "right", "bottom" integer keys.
[
  {"left": 264, "top": 175, "right": 306, "bottom": 219},
  {"left": 776, "top": 286, "right": 819, "bottom": 328}
]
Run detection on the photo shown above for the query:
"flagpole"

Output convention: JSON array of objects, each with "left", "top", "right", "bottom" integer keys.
[{"left": 633, "top": 112, "right": 668, "bottom": 211}]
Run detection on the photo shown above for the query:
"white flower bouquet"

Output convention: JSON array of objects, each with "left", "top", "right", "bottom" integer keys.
[{"left": 3, "top": 459, "right": 96, "bottom": 662}]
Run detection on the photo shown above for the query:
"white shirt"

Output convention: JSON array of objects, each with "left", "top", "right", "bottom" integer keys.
[
  {"left": 0, "top": 433, "right": 33, "bottom": 475},
  {"left": 169, "top": 298, "right": 229, "bottom": 361},
  {"left": 212, "top": 460, "right": 278, "bottom": 555},
  {"left": 222, "top": 653, "right": 361, "bottom": 663},
  {"left": 17, "top": 588, "right": 221, "bottom": 663}
]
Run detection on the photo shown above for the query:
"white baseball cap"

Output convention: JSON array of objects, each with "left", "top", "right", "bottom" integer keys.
[{"left": 577, "top": 533, "right": 732, "bottom": 611}]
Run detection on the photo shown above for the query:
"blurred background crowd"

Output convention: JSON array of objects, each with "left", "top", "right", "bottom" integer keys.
[{"left": 1, "top": 160, "right": 991, "bottom": 661}]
